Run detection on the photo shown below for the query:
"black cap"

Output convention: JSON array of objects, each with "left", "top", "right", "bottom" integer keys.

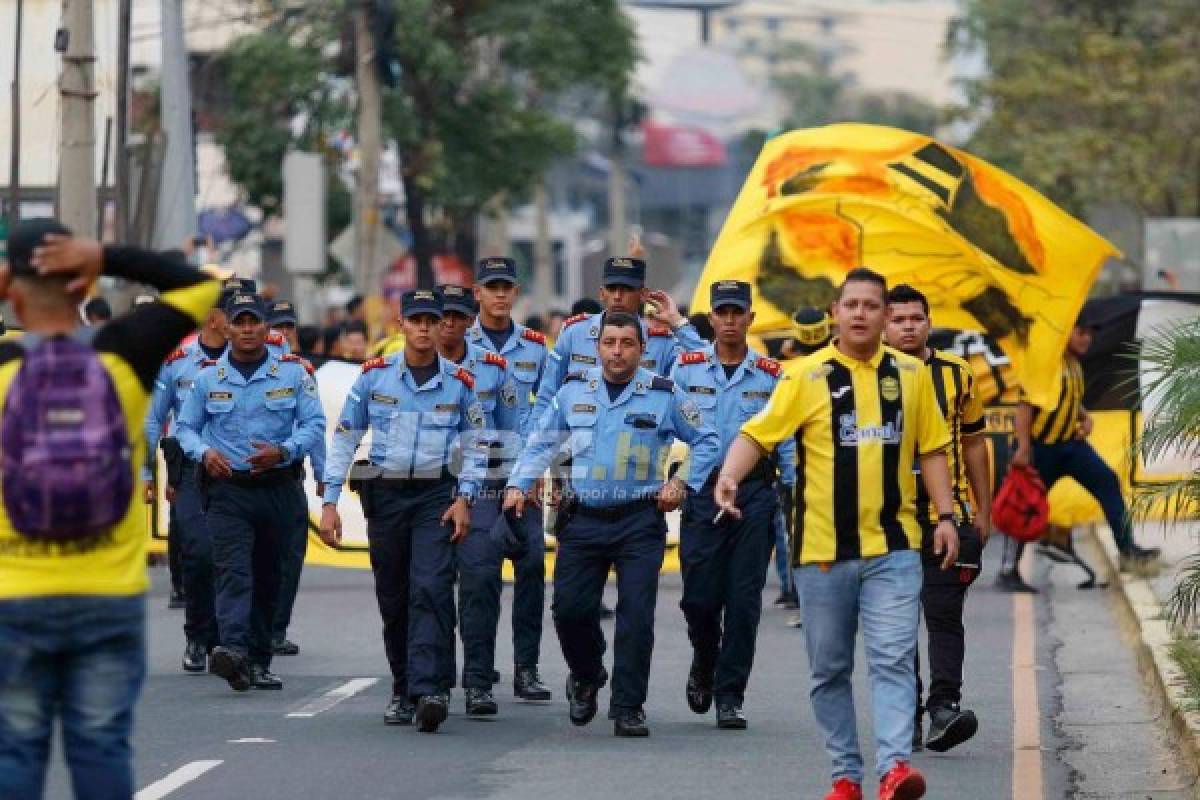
[
  {"left": 710, "top": 280, "right": 752, "bottom": 311},
  {"left": 602, "top": 257, "right": 646, "bottom": 289},
  {"left": 401, "top": 288, "right": 443, "bottom": 319},
  {"left": 219, "top": 277, "right": 258, "bottom": 311},
  {"left": 476, "top": 256, "right": 518, "bottom": 285},
  {"left": 269, "top": 300, "right": 298, "bottom": 327},
  {"left": 225, "top": 293, "right": 267, "bottom": 322},
  {"left": 6, "top": 218, "right": 72, "bottom": 276},
  {"left": 438, "top": 284, "right": 476, "bottom": 316}
]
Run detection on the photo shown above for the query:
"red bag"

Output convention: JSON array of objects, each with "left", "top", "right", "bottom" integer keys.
[{"left": 992, "top": 464, "right": 1049, "bottom": 543}]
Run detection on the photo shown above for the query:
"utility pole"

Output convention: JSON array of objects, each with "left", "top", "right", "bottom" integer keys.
[
  {"left": 114, "top": 0, "right": 132, "bottom": 241},
  {"left": 57, "top": 0, "right": 97, "bottom": 236},
  {"left": 607, "top": 101, "right": 628, "bottom": 258},
  {"left": 533, "top": 183, "right": 553, "bottom": 310},
  {"left": 353, "top": 2, "right": 383, "bottom": 296},
  {"left": 8, "top": 0, "right": 23, "bottom": 221},
  {"left": 154, "top": 0, "right": 197, "bottom": 249}
]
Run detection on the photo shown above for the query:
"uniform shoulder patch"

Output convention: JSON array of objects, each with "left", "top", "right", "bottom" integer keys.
[
  {"left": 563, "top": 313, "right": 590, "bottom": 329},
  {"left": 452, "top": 366, "right": 475, "bottom": 390},
  {"left": 647, "top": 325, "right": 672, "bottom": 337},
  {"left": 679, "top": 351, "right": 707, "bottom": 365},
  {"left": 164, "top": 347, "right": 189, "bottom": 365},
  {"left": 266, "top": 332, "right": 285, "bottom": 346},
  {"left": 649, "top": 376, "right": 675, "bottom": 392},
  {"left": 521, "top": 328, "right": 547, "bottom": 346},
  {"left": 482, "top": 351, "right": 508, "bottom": 370},
  {"left": 280, "top": 353, "right": 315, "bottom": 375},
  {"left": 362, "top": 357, "right": 388, "bottom": 373},
  {"left": 756, "top": 357, "right": 782, "bottom": 377}
]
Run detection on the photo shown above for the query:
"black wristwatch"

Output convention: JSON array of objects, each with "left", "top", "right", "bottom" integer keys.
[{"left": 937, "top": 512, "right": 956, "bottom": 523}]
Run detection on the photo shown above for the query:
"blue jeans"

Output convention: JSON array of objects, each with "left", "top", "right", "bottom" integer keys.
[
  {"left": 796, "top": 550, "right": 922, "bottom": 782},
  {"left": 0, "top": 595, "right": 146, "bottom": 800}
]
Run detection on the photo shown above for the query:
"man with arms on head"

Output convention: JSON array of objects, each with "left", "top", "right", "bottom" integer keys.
[
  {"left": 176, "top": 293, "right": 326, "bottom": 694},
  {"left": 467, "top": 257, "right": 554, "bottom": 702},
  {"left": 885, "top": 284, "right": 989, "bottom": 753},
  {"left": 319, "top": 289, "right": 485, "bottom": 733},
  {"left": 716, "top": 268, "right": 959, "bottom": 800},
  {"left": 998, "top": 316, "right": 1160, "bottom": 590},
  {"left": 0, "top": 221, "right": 221, "bottom": 800},
  {"left": 504, "top": 313, "right": 720, "bottom": 737},
  {"left": 670, "top": 280, "right": 796, "bottom": 730},
  {"left": 144, "top": 283, "right": 236, "bottom": 673}
]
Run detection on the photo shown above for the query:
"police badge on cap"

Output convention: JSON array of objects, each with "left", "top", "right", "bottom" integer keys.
[
  {"left": 602, "top": 257, "right": 647, "bottom": 289},
  {"left": 710, "top": 280, "right": 752, "bottom": 311},
  {"left": 402, "top": 288, "right": 444, "bottom": 318},
  {"left": 438, "top": 284, "right": 477, "bottom": 315},
  {"left": 476, "top": 256, "right": 518, "bottom": 285}
]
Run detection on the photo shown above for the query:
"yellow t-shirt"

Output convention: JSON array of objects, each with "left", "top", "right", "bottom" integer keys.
[
  {"left": 741, "top": 343, "right": 949, "bottom": 565},
  {"left": 0, "top": 251, "right": 220, "bottom": 598}
]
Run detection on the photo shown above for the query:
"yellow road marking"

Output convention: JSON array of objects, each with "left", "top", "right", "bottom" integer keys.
[{"left": 1012, "top": 592, "right": 1044, "bottom": 800}]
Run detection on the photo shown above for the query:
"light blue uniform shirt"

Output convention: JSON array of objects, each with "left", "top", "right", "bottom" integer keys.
[
  {"left": 531, "top": 313, "right": 706, "bottom": 428},
  {"left": 669, "top": 345, "right": 796, "bottom": 487},
  {"left": 321, "top": 354, "right": 488, "bottom": 504},
  {"left": 453, "top": 342, "right": 519, "bottom": 433},
  {"left": 466, "top": 320, "right": 547, "bottom": 436},
  {"left": 176, "top": 350, "right": 326, "bottom": 472},
  {"left": 143, "top": 340, "right": 220, "bottom": 481},
  {"left": 509, "top": 367, "right": 721, "bottom": 507}
]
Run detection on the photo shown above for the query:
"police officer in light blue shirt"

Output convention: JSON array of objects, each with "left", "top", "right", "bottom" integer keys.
[
  {"left": 531, "top": 256, "right": 707, "bottom": 427},
  {"left": 176, "top": 293, "right": 326, "bottom": 694},
  {"left": 318, "top": 288, "right": 486, "bottom": 734},
  {"left": 669, "top": 279, "right": 796, "bottom": 730},
  {"left": 466, "top": 256, "right": 554, "bottom": 703},
  {"left": 144, "top": 285, "right": 236, "bottom": 674},
  {"left": 504, "top": 312, "right": 720, "bottom": 738}
]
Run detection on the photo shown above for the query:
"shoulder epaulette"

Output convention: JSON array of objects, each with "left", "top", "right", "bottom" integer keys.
[
  {"left": 678, "top": 351, "right": 707, "bottom": 366},
  {"left": 647, "top": 325, "right": 672, "bottom": 337},
  {"left": 164, "top": 347, "right": 189, "bottom": 365},
  {"left": 756, "top": 357, "right": 782, "bottom": 377},
  {"left": 281, "top": 353, "right": 315, "bottom": 375},
  {"left": 649, "top": 376, "right": 675, "bottom": 392},
  {"left": 482, "top": 351, "right": 508, "bottom": 370},
  {"left": 266, "top": 332, "right": 285, "bottom": 347},
  {"left": 452, "top": 366, "right": 475, "bottom": 390},
  {"left": 563, "top": 371, "right": 587, "bottom": 384},
  {"left": 521, "top": 328, "right": 547, "bottom": 346},
  {"left": 563, "top": 313, "right": 590, "bottom": 329},
  {"left": 362, "top": 357, "right": 388, "bottom": 373}
]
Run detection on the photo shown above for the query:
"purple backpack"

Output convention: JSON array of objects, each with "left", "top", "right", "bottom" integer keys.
[{"left": 1, "top": 332, "right": 133, "bottom": 541}]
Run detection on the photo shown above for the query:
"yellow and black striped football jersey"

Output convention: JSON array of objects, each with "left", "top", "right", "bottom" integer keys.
[
  {"left": 1023, "top": 355, "right": 1084, "bottom": 445},
  {"left": 741, "top": 343, "right": 950, "bottom": 565},
  {"left": 915, "top": 350, "right": 985, "bottom": 527}
]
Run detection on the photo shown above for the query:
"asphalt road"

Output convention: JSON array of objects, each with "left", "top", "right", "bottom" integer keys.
[{"left": 39, "top": 544, "right": 1189, "bottom": 799}]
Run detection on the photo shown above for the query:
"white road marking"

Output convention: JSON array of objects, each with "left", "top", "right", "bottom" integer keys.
[
  {"left": 287, "top": 677, "right": 379, "bottom": 718},
  {"left": 135, "top": 760, "right": 223, "bottom": 800},
  {"left": 227, "top": 737, "right": 275, "bottom": 743}
]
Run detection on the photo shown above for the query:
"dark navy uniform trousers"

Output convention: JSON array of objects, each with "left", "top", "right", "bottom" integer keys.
[
  {"left": 175, "top": 462, "right": 216, "bottom": 649},
  {"left": 679, "top": 478, "right": 777, "bottom": 705},
  {"left": 364, "top": 478, "right": 458, "bottom": 699},
  {"left": 207, "top": 477, "right": 307, "bottom": 669},
  {"left": 553, "top": 501, "right": 667, "bottom": 712}
]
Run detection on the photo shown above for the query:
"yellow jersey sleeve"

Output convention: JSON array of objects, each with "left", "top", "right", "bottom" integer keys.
[
  {"left": 914, "top": 366, "right": 951, "bottom": 455},
  {"left": 740, "top": 361, "right": 812, "bottom": 451},
  {"left": 961, "top": 369, "right": 986, "bottom": 435}
]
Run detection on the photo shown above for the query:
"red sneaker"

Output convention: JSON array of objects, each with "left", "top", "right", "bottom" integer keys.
[
  {"left": 878, "top": 762, "right": 926, "bottom": 800},
  {"left": 825, "top": 778, "right": 863, "bottom": 800}
]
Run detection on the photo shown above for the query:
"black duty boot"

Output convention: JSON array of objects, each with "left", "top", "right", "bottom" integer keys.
[
  {"left": 465, "top": 688, "right": 499, "bottom": 716},
  {"left": 716, "top": 703, "right": 747, "bottom": 730},
  {"left": 514, "top": 665, "right": 552, "bottom": 701},
  {"left": 208, "top": 646, "right": 252, "bottom": 692},
  {"left": 613, "top": 707, "right": 649, "bottom": 737},
  {"left": 182, "top": 640, "right": 207, "bottom": 673},
  {"left": 249, "top": 664, "right": 283, "bottom": 690},
  {"left": 686, "top": 656, "right": 714, "bottom": 715},
  {"left": 384, "top": 695, "right": 415, "bottom": 725},
  {"left": 566, "top": 672, "right": 603, "bottom": 726},
  {"left": 925, "top": 703, "right": 978, "bottom": 753},
  {"left": 415, "top": 693, "right": 449, "bottom": 733},
  {"left": 272, "top": 637, "right": 300, "bottom": 656}
]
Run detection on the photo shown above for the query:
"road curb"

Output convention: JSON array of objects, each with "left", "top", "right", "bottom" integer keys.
[{"left": 1082, "top": 525, "right": 1200, "bottom": 796}]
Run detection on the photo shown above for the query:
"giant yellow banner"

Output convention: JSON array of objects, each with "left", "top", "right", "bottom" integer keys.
[{"left": 692, "top": 124, "right": 1119, "bottom": 408}]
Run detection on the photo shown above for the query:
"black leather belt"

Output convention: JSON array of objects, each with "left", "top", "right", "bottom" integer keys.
[
  {"left": 575, "top": 498, "right": 657, "bottom": 522},
  {"left": 220, "top": 463, "right": 303, "bottom": 488}
]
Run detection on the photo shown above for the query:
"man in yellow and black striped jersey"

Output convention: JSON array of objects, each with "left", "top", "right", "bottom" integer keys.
[
  {"left": 885, "top": 284, "right": 990, "bottom": 756},
  {"left": 999, "top": 317, "right": 1160, "bottom": 591},
  {"left": 715, "top": 268, "right": 959, "bottom": 800}
]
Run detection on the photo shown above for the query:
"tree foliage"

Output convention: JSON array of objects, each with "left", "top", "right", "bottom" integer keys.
[{"left": 950, "top": 0, "right": 1200, "bottom": 217}]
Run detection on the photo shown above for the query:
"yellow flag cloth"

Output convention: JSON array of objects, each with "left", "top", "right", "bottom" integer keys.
[{"left": 692, "top": 123, "right": 1119, "bottom": 408}]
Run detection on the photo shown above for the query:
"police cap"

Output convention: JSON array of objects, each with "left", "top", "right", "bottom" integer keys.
[
  {"left": 438, "top": 284, "right": 476, "bottom": 316},
  {"left": 602, "top": 257, "right": 646, "bottom": 289},
  {"left": 710, "top": 280, "right": 752, "bottom": 312},
  {"left": 401, "top": 288, "right": 444, "bottom": 319},
  {"left": 225, "top": 293, "right": 267, "bottom": 322},
  {"left": 269, "top": 300, "right": 298, "bottom": 327},
  {"left": 476, "top": 256, "right": 518, "bottom": 286}
]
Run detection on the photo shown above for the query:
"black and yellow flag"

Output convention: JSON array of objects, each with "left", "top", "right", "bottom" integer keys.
[{"left": 691, "top": 124, "right": 1119, "bottom": 408}]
